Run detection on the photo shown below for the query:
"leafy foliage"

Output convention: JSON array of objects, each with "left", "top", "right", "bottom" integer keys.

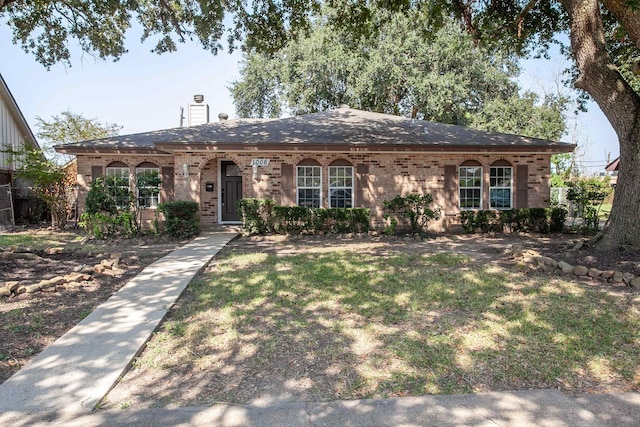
[
  {"left": 36, "top": 110, "right": 121, "bottom": 165},
  {"left": 383, "top": 194, "right": 441, "bottom": 234},
  {"left": 566, "top": 178, "right": 612, "bottom": 234},
  {"left": 2, "top": 146, "right": 73, "bottom": 229},
  {"left": 80, "top": 176, "right": 139, "bottom": 238},
  {"left": 158, "top": 201, "right": 200, "bottom": 238},
  {"left": 237, "top": 198, "right": 370, "bottom": 235},
  {"left": 231, "top": 9, "right": 567, "bottom": 140},
  {"left": 460, "top": 208, "right": 567, "bottom": 234}
]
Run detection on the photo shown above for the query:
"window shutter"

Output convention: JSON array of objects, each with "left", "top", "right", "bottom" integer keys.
[
  {"left": 280, "top": 163, "right": 295, "bottom": 206},
  {"left": 443, "top": 165, "right": 456, "bottom": 214},
  {"left": 355, "top": 164, "right": 369, "bottom": 207},
  {"left": 161, "top": 167, "right": 174, "bottom": 202},
  {"left": 516, "top": 165, "right": 528, "bottom": 208},
  {"left": 91, "top": 166, "right": 103, "bottom": 181}
]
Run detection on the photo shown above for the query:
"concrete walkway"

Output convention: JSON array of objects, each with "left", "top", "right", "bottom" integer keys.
[{"left": 0, "top": 230, "right": 238, "bottom": 422}]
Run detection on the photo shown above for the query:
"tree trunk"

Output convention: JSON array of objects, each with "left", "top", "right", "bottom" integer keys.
[{"left": 561, "top": 0, "right": 640, "bottom": 250}]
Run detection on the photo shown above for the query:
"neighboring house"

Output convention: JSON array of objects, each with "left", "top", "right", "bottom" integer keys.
[
  {"left": 605, "top": 156, "right": 619, "bottom": 187},
  {"left": 0, "top": 73, "right": 41, "bottom": 225},
  {"left": 56, "top": 106, "right": 575, "bottom": 231}
]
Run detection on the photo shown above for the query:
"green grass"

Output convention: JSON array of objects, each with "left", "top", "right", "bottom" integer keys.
[
  {"left": 135, "top": 247, "right": 640, "bottom": 403},
  {"left": 0, "top": 231, "right": 82, "bottom": 250}
]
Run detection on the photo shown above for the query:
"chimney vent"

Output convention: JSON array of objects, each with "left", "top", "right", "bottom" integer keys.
[
  {"left": 218, "top": 113, "right": 229, "bottom": 121},
  {"left": 193, "top": 94, "right": 204, "bottom": 103}
]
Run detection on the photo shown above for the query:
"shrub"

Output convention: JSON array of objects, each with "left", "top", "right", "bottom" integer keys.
[
  {"left": 237, "top": 199, "right": 275, "bottom": 234},
  {"left": 383, "top": 194, "right": 441, "bottom": 234},
  {"left": 80, "top": 176, "right": 139, "bottom": 238},
  {"left": 461, "top": 207, "right": 566, "bottom": 234},
  {"left": 237, "top": 198, "right": 369, "bottom": 235},
  {"left": 158, "top": 201, "right": 200, "bottom": 238},
  {"left": 566, "top": 178, "right": 611, "bottom": 234}
]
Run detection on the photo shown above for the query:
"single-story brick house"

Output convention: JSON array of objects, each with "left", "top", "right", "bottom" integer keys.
[{"left": 56, "top": 106, "right": 574, "bottom": 230}]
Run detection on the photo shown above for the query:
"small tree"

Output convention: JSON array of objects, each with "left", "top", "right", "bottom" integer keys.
[
  {"left": 4, "top": 146, "right": 73, "bottom": 229},
  {"left": 383, "top": 194, "right": 441, "bottom": 235},
  {"left": 566, "top": 178, "right": 611, "bottom": 234}
]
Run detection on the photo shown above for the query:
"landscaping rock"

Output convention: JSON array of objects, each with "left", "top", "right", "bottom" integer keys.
[
  {"left": 601, "top": 270, "right": 615, "bottom": 280},
  {"left": 100, "top": 259, "right": 114, "bottom": 269},
  {"left": 24, "top": 284, "right": 41, "bottom": 293},
  {"left": 570, "top": 240, "right": 584, "bottom": 252},
  {"left": 65, "top": 281, "right": 82, "bottom": 289},
  {"left": 94, "top": 264, "right": 106, "bottom": 274},
  {"left": 536, "top": 256, "right": 558, "bottom": 268},
  {"left": 611, "top": 271, "right": 624, "bottom": 283},
  {"left": 45, "top": 247, "right": 64, "bottom": 255},
  {"left": 101, "top": 268, "right": 125, "bottom": 278},
  {"left": 630, "top": 277, "right": 640, "bottom": 289},
  {"left": 623, "top": 273, "right": 635, "bottom": 285},
  {"left": 587, "top": 268, "right": 603, "bottom": 278},
  {"left": 558, "top": 261, "right": 574, "bottom": 274},
  {"left": 0, "top": 287, "right": 11, "bottom": 297},
  {"left": 81, "top": 266, "right": 94, "bottom": 275},
  {"left": 4, "top": 281, "right": 19, "bottom": 292},
  {"left": 39, "top": 277, "right": 66, "bottom": 289},
  {"left": 64, "top": 273, "right": 85, "bottom": 283},
  {"left": 73, "top": 264, "right": 86, "bottom": 272},
  {"left": 15, "top": 286, "right": 27, "bottom": 294},
  {"left": 41, "top": 286, "right": 57, "bottom": 293},
  {"left": 573, "top": 265, "right": 589, "bottom": 276}
]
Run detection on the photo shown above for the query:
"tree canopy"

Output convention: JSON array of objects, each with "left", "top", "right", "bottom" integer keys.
[{"left": 231, "top": 11, "right": 567, "bottom": 141}]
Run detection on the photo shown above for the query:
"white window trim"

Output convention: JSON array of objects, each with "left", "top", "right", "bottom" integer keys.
[
  {"left": 459, "top": 166, "right": 483, "bottom": 210},
  {"left": 489, "top": 166, "right": 513, "bottom": 210},
  {"left": 328, "top": 165, "right": 354, "bottom": 208},
  {"left": 105, "top": 166, "right": 130, "bottom": 208},
  {"left": 296, "top": 165, "right": 322, "bottom": 208},
  {"left": 135, "top": 167, "right": 160, "bottom": 209}
]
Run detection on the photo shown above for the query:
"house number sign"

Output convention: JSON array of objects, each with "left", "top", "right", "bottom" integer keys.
[{"left": 250, "top": 159, "right": 270, "bottom": 167}]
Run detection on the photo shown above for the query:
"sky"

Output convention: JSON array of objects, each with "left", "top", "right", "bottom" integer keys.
[{"left": 0, "top": 23, "right": 619, "bottom": 174}]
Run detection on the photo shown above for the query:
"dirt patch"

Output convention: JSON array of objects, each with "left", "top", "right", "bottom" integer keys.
[
  {"left": 103, "top": 233, "right": 639, "bottom": 409},
  {"left": 0, "top": 229, "right": 186, "bottom": 383}
]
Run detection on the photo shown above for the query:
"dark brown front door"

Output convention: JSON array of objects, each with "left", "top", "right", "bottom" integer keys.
[{"left": 221, "top": 161, "right": 242, "bottom": 222}]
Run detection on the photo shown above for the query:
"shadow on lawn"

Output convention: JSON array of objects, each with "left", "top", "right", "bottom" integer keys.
[{"left": 109, "top": 242, "right": 639, "bottom": 408}]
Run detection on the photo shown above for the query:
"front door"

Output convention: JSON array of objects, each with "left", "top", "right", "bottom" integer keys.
[{"left": 221, "top": 161, "right": 242, "bottom": 222}]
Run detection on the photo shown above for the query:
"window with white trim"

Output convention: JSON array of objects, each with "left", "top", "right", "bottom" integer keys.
[
  {"left": 489, "top": 166, "right": 513, "bottom": 209},
  {"left": 105, "top": 166, "right": 130, "bottom": 208},
  {"left": 329, "top": 166, "right": 353, "bottom": 208},
  {"left": 459, "top": 166, "right": 482, "bottom": 209},
  {"left": 297, "top": 165, "right": 322, "bottom": 208},
  {"left": 136, "top": 167, "right": 161, "bottom": 208}
]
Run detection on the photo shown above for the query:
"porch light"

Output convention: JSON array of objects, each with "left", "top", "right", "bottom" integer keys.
[{"left": 182, "top": 163, "right": 188, "bottom": 178}]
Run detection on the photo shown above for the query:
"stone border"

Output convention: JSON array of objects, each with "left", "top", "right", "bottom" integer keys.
[
  {"left": 0, "top": 252, "right": 126, "bottom": 298},
  {"left": 511, "top": 244, "right": 639, "bottom": 289}
]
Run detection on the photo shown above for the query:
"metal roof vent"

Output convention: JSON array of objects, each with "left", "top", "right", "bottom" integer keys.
[
  {"left": 218, "top": 113, "right": 229, "bottom": 121},
  {"left": 193, "top": 94, "right": 204, "bottom": 103}
]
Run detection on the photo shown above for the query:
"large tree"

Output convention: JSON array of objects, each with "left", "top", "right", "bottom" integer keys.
[
  {"left": 3, "top": 0, "right": 639, "bottom": 249},
  {"left": 231, "top": 11, "right": 566, "bottom": 141}
]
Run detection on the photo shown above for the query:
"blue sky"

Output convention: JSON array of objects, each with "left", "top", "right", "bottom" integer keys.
[{"left": 1, "top": 24, "right": 618, "bottom": 174}]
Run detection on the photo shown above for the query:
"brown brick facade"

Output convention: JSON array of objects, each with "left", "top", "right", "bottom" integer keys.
[{"left": 76, "top": 151, "right": 552, "bottom": 232}]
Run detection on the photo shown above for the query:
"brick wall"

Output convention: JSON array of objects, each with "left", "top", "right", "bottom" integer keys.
[{"left": 76, "top": 151, "right": 552, "bottom": 231}]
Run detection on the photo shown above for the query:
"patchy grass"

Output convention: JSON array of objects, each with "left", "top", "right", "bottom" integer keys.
[
  {"left": 0, "top": 230, "right": 81, "bottom": 250},
  {"left": 129, "top": 244, "right": 640, "bottom": 406}
]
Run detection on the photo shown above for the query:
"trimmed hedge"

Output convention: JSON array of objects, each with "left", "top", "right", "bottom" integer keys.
[
  {"left": 158, "top": 201, "right": 200, "bottom": 238},
  {"left": 460, "top": 207, "right": 567, "bottom": 234},
  {"left": 237, "top": 198, "right": 370, "bottom": 235}
]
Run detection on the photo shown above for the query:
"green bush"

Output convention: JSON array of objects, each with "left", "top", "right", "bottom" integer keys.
[
  {"left": 238, "top": 198, "right": 369, "bottom": 235},
  {"left": 158, "top": 201, "right": 200, "bottom": 238},
  {"left": 460, "top": 207, "right": 566, "bottom": 234},
  {"left": 237, "top": 199, "right": 275, "bottom": 234},
  {"left": 383, "top": 194, "right": 441, "bottom": 234},
  {"left": 79, "top": 211, "right": 138, "bottom": 238}
]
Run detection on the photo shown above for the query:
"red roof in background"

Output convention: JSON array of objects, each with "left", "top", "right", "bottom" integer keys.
[{"left": 605, "top": 157, "right": 620, "bottom": 171}]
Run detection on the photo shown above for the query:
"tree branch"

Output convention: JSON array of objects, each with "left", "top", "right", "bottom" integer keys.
[
  {"left": 603, "top": 0, "right": 640, "bottom": 49},
  {"left": 0, "top": 0, "right": 19, "bottom": 12},
  {"left": 515, "top": 0, "right": 541, "bottom": 37}
]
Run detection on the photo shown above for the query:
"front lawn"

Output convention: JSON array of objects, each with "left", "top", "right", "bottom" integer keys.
[{"left": 112, "top": 237, "right": 640, "bottom": 407}]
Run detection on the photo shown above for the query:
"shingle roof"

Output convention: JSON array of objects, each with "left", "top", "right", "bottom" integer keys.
[{"left": 56, "top": 106, "right": 575, "bottom": 154}]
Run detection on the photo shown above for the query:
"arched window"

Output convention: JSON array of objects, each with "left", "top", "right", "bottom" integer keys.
[
  {"left": 489, "top": 160, "right": 513, "bottom": 209},
  {"left": 459, "top": 160, "right": 482, "bottom": 210},
  {"left": 296, "top": 159, "right": 321, "bottom": 208},
  {"left": 105, "top": 161, "right": 130, "bottom": 208},
  {"left": 136, "top": 162, "right": 160, "bottom": 208},
  {"left": 328, "top": 159, "right": 353, "bottom": 208}
]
